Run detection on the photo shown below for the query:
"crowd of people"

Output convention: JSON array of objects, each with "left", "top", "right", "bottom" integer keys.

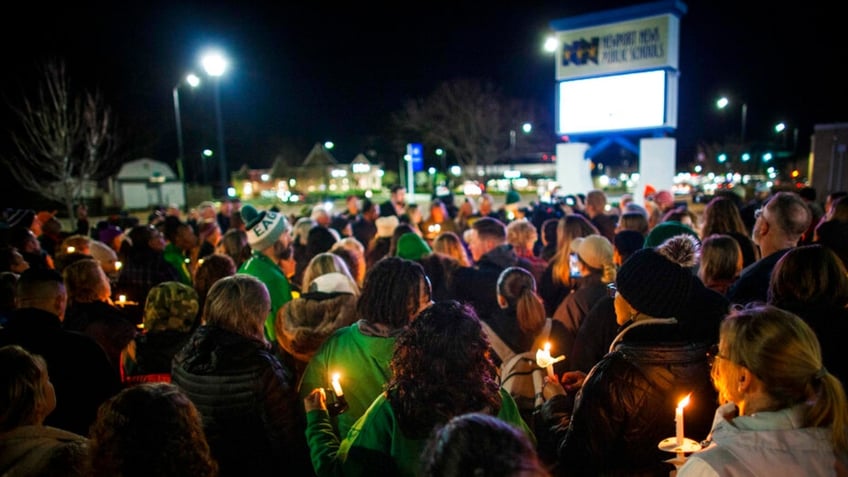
[{"left": 1, "top": 183, "right": 847, "bottom": 476}]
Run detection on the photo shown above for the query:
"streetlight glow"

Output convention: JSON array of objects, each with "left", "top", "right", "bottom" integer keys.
[
  {"left": 543, "top": 35, "right": 559, "bottom": 53},
  {"left": 201, "top": 51, "right": 228, "bottom": 77},
  {"left": 186, "top": 73, "right": 201, "bottom": 87}
]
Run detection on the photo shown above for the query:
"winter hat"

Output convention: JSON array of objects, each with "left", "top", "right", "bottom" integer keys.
[
  {"left": 570, "top": 234, "right": 613, "bottom": 270},
  {"left": 616, "top": 247, "right": 695, "bottom": 318},
  {"left": 309, "top": 272, "right": 358, "bottom": 295},
  {"left": 624, "top": 202, "right": 649, "bottom": 218},
  {"left": 241, "top": 204, "right": 291, "bottom": 251},
  {"left": 654, "top": 190, "right": 675, "bottom": 210},
  {"left": 644, "top": 221, "right": 700, "bottom": 248},
  {"left": 376, "top": 215, "right": 399, "bottom": 238},
  {"left": 143, "top": 281, "right": 199, "bottom": 333},
  {"left": 505, "top": 189, "right": 521, "bottom": 206},
  {"left": 396, "top": 232, "right": 432, "bottom": 260},
  {"left": 36, "top": 210, "right": 57, "bottom": 225}
]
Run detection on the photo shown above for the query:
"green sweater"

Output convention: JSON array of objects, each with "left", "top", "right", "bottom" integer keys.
[
  {"left": 162, "top": 243, "right": 192, "bottom": 285},
  {"left": 238, "top": 251, "right": 293, "bottom": 342},
  {"left": 299, "top": 321, "right": 396, "bottom": 439},
  {"left": 306, "top": 388, "right": 535, "bottom": 477}
]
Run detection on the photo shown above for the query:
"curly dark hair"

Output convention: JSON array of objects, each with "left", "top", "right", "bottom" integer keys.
[
  {"left": 387, "top": 300, "right": 501, "bottom": 438},
  {"left": 87, "top": 382, "right": 218, "bottom": 477},
  {"left": 356, "top": 256, "right": 429, "bottom": 329}
]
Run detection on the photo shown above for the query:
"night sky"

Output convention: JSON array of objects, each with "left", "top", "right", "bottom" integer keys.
[{"left": 1, "top": 1, "right": 844, "bottom": 205}]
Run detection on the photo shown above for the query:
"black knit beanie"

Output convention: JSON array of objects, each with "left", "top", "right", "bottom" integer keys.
[{"left": 615, "top": 247, "right": 694, "bottom": 318}]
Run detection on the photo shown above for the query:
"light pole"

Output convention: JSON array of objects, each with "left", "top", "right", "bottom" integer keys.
[
  {"left": 201, "top": 50, "right": 229, "bottom": 196},
  {"left": 716, "top": 96, "right": 747, "bottom": 144},
  {"left": 200, "top": 148, "right": 213, "bottom": 184},
  {"left": 172, "top": 73, "right": 200, "bottom": 183},
  {"left": 508, "top": 122, "right": 532, "bottom": 183}
]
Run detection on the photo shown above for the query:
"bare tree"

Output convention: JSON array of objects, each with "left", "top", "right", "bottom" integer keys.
[
  {"left": 391, "top": 78, "right": 555, "bottom": 180},
  {"left": 3, "top": 60, "right": 117, "bottom": 219}
]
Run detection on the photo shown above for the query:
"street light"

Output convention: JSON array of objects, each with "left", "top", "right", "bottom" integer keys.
[
  {"left": 173, "top": 73, "right": 200, "bottom": 183},
  {"left": 508, "top": 122, "right": 532, "bottom": 172},
  {"left": 200, "top": 148, "right": 214, "bottom": 184},
  {"left": 716, "top": 96, "right": 748, "bottom": 144},
  {"left": 201, "top": 50, "right": 229, "bottom": 196}
]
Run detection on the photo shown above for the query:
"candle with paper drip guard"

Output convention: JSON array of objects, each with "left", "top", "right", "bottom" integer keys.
[
  {"left": 658, "top": 393, "right": 701, "bottom": 472},
  {"left": 675, "top": 394, "right": 689, "bottom": 446},
  {"left": 535, "top": 342, "right": 565, "bottom": 378}
]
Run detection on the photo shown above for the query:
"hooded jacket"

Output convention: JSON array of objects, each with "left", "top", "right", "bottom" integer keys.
[{"left": 275, "top": 291, "right": 358, "bottom": 379}]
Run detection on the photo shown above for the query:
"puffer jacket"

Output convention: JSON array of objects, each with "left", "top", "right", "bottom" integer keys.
[
  {"left": 171, "top": 325, "right": 313, "bottom": 477},
  {"left": 540, "top": 319, "right": 717, "bottom": 477},
  {"left": 275, "top": 291, "right": 358, "bottom": 381}
]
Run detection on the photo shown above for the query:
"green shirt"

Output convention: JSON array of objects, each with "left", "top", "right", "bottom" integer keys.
[
  {"left": 305, "top": 388, "right": 534, "bottom": 477},
  {"left": 163, "top": 242, "right": 192, "bottom": 285},
  {"left": 299, "top": 321, "right": 396, "bottom": 439},
  {"left": 238, "top": 251, "right": 292, "bottom": 342}
]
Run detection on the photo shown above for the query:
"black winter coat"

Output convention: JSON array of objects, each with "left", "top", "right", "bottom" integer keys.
[
  {"left": 540, "top": 320, "right": 718, "bottom": 477},
  {"left": 171, "top": 325, "right": 314, "bottom": 477},
  {"left": 452, "top": 244, "right": 536, "bottom": 322}
]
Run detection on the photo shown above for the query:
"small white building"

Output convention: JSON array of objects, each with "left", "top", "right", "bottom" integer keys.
[{"left": 112, "top": 158, "right": 185, "bottom": 210}]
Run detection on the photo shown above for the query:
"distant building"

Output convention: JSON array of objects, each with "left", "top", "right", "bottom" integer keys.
[
  {"left": 110, "top": 158, "right": 186, "bottom": 210},
  {"left": 810, "top": 123, "right": 848, "bottom": 198},
  {"left": 232, "top": 143, "right": 383, "bottom": 202}
]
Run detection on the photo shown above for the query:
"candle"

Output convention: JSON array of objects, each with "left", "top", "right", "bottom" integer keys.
[
  {"left": 535, "top": 342, "right": 565, "bottom": 379},
  {"left": 66, "top": 246, "right": 75, "bottom": 253},
  {"left": 544, "top": 342, "right": 555, "bottom": 378},
  {"left": 118, "top": 294, "right": 126, "bottom": 304},
  {"left": 331, "top": 372, "right": 344, "bottom": 397},
  {"left": 115, "top": 261, "right": 123, "bottom": 271},
  {"left": 676, "top": 394, "right": 691, "bottom": 446}
]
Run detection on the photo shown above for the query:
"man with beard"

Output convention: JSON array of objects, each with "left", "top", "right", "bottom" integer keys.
[{"left": 237, "top": 205, "right": 295, "bottom": 342}]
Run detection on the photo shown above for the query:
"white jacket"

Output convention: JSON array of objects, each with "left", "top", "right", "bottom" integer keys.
[{"left": 677, "top": 402, "right": 840, "bottom": 476}]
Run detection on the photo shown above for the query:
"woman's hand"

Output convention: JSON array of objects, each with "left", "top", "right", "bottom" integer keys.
[
  {"left": 303, "top": 387, "right": 328, "bottom": 412},
  {"left": 560, "top": 370, "right": 587, "bottom": 394},
  {"left": 542, "top": 375, "right": 567, "bottom": 400}
]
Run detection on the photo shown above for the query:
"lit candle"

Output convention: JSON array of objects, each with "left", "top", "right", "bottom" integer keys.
[
  {"left": 115, "top": 261, "right": 123, "bottom": 271},
  {"left": 535, "top": 342, "right": 565, "bottom": 379},
  {"left": 118, "top": 294, "right": 126, "bottom": 304},
  {"left": 676, "top": 394, "right": 691, "bottom": 446},
  {"left": 66, "top": 246, "right": 75, "bottom": 253},
  {"left": 544, "top": 342, "right": 555, "bottom": 378},
  {"left": 331, "top": 372, "right": 344, "bottom": 397}
]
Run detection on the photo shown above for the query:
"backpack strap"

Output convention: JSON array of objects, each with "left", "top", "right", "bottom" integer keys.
[{"left": 480, "top": 320, "right": 516, "bottom": 363}]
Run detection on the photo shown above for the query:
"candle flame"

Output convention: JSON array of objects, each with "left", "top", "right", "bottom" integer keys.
[
  {"left": 67, "top": 246, "right": 75, "bottom": 253},
  {"left": 115, "top": 261, "right": 123, "bottom": 271},
  {"left": 677, "top": 394, "right": 691, "bottom": 410},
  {"left": 544, "top": 342, "right": 551, "bottom": 352}
]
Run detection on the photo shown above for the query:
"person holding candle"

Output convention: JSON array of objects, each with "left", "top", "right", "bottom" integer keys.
[
  {"left": 303, "top": 300, "right": 534, "bottom": 477},
  {"left": 482, "top": 266, "right": 570, "bottom": 427},
  {"left": 677, "top": 305, "right": 848, "bottom": 476},
  {"left": 298, "top": 257, "right": 432, "bottom": 441},
  {"left": 537, "top": 245, "right": 728, "bottom": 475}
]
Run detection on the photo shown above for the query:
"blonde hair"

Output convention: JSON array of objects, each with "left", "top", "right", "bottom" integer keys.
[
  {"left": 432, "top": 231, "right": 471, "bottom": 267},
  {"left": 203, "top": 274, "right": 270, "bottom": 343},
  {"left": 331, "top": 237, "right": 367, "bottom": 286},
  {"left": 551, "top": 215, "right": 598, "bottom": 286},
  {"left": 505, "top": 219, "right": 538, "bottom": 255},
  {"left": 63, "top": 258, "right": 111, "bottom": 303},
  {"left": 714, "top": 305, "right": 848, "bottom": 454},
  {"left": 301, "top": 253, "right": 356, "bottom": 293}
]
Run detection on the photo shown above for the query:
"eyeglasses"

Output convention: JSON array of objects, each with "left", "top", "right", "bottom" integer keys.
[
  {"left": 706, "top": 344, "right": 728, "bottom": 367},
  {"left": 754, "top": 208, "right": 768, "bottom": 222}
]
